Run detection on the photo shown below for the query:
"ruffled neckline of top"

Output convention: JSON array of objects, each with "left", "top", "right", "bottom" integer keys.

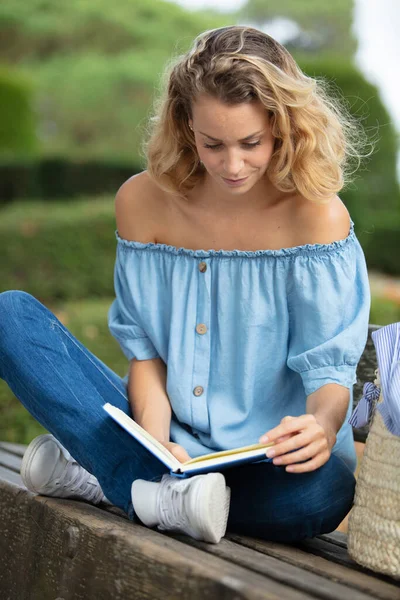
[{"left": 115, "top": 219, "right": 356, "bottom": 259}]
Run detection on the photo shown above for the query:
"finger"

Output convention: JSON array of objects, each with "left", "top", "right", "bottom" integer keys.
[
  {"left": 259, "top": 418, "right": 295, "bottom": 443},
  {"left": 267, "top": 419, "right": 328, "bottom": 457},
  {"left": 285, "top": 452, "right": 330, "bottom": 473},
  {"left": 276, "top": 434, "right": 294, "bottom": 443},
  {"left": 272, "top": 441, "right": 324, "bottom": 466},
  {"left": 266, "top": 429, "right": 318, "bottom": 458},
  {"left": 260, "top": 414, "right": 316, "bottom": 443}
]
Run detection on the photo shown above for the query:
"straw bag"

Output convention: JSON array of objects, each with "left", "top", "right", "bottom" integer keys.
[{"left": 348, "top": 335, "right": 400, "bottom": 579}]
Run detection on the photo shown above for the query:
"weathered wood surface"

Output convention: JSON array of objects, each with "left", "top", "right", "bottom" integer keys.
[{"left": 1, "top": 443, "right": 399, "bottom": 600}]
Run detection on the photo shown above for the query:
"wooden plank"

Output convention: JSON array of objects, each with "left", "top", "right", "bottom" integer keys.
[
  {"left": 318, "top": 531, "right": 348, "bottom": 549},
  {"left": 0, "top": 449, "right": 22, "bottom": 472},
  {"left": 0, "top": 481, "right": 315, "bottom": 600},
  {"left": 227, "top": 533, "right": 400, "bottom": 600},
  {"left": 0, "top": 441, "right": 26, "bottom": 457},
  {"left": 299, "top": 535, "right": 400, "bottom": 587},
  {"left": 170, "top": 534, "right": 376, "bottom": 600},
  {"left": 0, "top": 465, "right": 24, "bottom": 487}
]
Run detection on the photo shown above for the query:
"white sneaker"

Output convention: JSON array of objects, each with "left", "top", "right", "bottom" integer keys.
[
  {"left": 131, "top": 472, "right": 231, "bottom": 544},
  {"left": 20, "top": 433, "right": 107, "bottom": 505}
]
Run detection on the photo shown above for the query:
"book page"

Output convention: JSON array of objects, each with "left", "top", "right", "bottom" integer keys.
[
  {"left": 177, "top": 444, "right": 273, "bottom": 474},
  {"left": 183, "top": 441, "right": 274, "bottom": 466}
]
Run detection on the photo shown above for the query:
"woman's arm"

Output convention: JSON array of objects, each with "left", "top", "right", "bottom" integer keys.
[
  {"left": 128, "top": 357, "right": 171, "bottom": 443},
  {"left": 128, "top": 357, "right": 192, "bottom": 462},
  {"left": 258, "top": 198, "right": 370, "bottom": 473},
  {"left": 115, "top": 176, "right": 173, "bottom": 442},
  {"left": 306, "top": 383, "right": 349, "bottom": 448}
]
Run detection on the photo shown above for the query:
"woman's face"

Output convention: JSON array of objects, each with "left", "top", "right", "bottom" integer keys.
[{"left": 189, "top": 94, "right": 276, "bottom": 194}]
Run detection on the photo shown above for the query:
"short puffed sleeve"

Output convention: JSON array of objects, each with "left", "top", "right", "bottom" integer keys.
[
  {"left": 286, "top": 235, "right": 371, "bottom": 396},
  {"left": 107, "top": 244, "right": 160, "bottom": 362}
]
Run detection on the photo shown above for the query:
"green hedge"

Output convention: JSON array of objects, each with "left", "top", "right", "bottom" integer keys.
[
  {"left": 359, "top": 210, "right": 400, "bottom": 276},
  {"left": 0, "top": 196, "right": 117, "bottom": 300},
  {"left": 0, "top": 159, "right": 137, "bottom": 203}
]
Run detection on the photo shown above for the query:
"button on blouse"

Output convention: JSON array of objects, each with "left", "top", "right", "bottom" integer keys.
[{"left": 108, "top": 218, "right": 371, "bottom": 473}]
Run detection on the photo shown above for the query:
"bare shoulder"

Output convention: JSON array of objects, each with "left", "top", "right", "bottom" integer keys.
[
  {"left": 289, "top": 194, "right": 351, "bottom": 246},
  {"left": 114, "top": 171, "right": 164, "bottom": 242}
]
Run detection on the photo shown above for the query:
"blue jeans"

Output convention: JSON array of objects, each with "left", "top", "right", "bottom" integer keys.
[{"left": 0, "top": 291, "right": 356, "bottom": 542}]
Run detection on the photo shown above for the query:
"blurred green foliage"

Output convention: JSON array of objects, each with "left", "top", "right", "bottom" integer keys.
[
  {"left": 0, "top": 159, "right": 136, "bottom": 202},
  {"left": 370, "top": 295, "right": 400, "bottom": 327},
  {"left": 241, "top": 0, "right": 356, "bottom": 56},
  {"left": 298, "top": 57, "right": 400, "bottom": 267},
  {"left": 361, "top": 211, "right": 400, "bottom": 276},
  {"left": 0, "top": 67, "right": 37, "bottom": 156},
  {"left": 0, "top": 196, "right": 117, "bottom": 300},
  {"left": 0, "top": 0, "right": 226, "bottom": 162},
  {"left": 239, "top": 0, "right": 356, "bottom": 61}
]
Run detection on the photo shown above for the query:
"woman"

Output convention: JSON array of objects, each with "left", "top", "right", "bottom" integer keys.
[{"left": 0, "top": 25, "right": 371, "bottom": 544}]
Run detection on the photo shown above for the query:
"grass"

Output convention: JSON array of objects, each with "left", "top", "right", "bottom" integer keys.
[
  {"left": 0, "top": 194, "right": 114, "bottom": 229},
  {"left": 370, "top": 295, "right": 400, "bottom": 326}
]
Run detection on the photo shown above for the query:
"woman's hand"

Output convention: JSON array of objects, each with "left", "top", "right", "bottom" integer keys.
[
  {"left": 259, "top": 415, "right": 337, "bottom": 473},
  {"left": 161, "top": 441, "right": 192, "bottom": 463}
]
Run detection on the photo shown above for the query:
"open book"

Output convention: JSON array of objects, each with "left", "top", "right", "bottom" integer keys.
[{"left": 103, "top": 403, "right": 274, "bottom": 478}]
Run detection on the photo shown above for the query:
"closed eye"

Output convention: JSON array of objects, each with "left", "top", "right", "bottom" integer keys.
[{"left": 203, "top": 141, "right": 261, "bottom": 150}]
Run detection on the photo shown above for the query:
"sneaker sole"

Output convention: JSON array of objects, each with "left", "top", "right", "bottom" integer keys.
[
  {"left": 20, "top": 434, "right": 59, "bottom": 492},
  {"left": 197, "top": 473, "right": 231, "bottom": 544}
]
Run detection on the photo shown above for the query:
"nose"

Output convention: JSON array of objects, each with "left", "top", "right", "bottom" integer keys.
[{"left": 223, "top": 150, "right": 244, "bottom": 177}]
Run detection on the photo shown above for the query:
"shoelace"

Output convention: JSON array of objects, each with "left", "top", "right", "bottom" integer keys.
[
  {"left": 53, "top": 460, "right": 103, "bottom": 504},
  {"left": 156, "top": 476, "right": 191, "bottom": 531}
]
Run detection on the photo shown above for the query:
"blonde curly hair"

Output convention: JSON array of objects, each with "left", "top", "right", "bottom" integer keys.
[{"left": 142, "top": 25, "right": 370, "bottom": 203}]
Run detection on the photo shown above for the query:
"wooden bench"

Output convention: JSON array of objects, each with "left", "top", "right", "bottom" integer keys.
[{"left": 1, "top": 325, "right": 399, "bottom": 599}]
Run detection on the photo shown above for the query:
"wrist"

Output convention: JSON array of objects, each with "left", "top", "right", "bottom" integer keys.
[{"left": 314, "top": 415, "right": 337, "bottom": 449}]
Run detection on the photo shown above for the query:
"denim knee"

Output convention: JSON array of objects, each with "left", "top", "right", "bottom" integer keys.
[
  {"left": 227, "top": 455, "right": 356, "bottom": 542},
  {"left": 0, "top": 290, "right": 36, "bottom": 315},
  {"left": 0, "top": 290, "right": 39, "bottom": 346},
  {"left": 278, "top": 456, "right": 356, "bottom": 539}
]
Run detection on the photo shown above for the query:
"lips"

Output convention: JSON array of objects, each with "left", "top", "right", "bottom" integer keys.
[{"left": 223, "top": 177, "right": 248, "bottom": 182}]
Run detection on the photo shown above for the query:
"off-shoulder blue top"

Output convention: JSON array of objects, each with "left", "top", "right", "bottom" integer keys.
[{"left": 108, "top": 218, "right": 371, "bottom": 473}]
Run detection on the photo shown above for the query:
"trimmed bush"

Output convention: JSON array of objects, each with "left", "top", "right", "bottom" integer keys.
[
  {"left": 0, "top": 196, "right": 117, "bottom": 301},
  {"left": 359, "top": 210, "right": 400, "bottom": 276},
  {"left": 0, "top": 159, "right": 137, "bottom": 203}
]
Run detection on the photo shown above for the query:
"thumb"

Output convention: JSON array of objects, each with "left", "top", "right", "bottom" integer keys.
[{"left": 165, "top": 442, "right": 191, "bottom": 463}]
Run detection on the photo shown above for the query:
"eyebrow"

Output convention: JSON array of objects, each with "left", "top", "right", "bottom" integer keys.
[{"left": 199, "top": 129, "right": 264, "bottom": 142}]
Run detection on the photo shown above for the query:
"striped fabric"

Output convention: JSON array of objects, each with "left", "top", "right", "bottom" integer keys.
[
  {"left": 348, "top": 380, "right": 380, "bottom": 428},
  {"left": 372, "top": 323, "right": 400, "bottom": 436}
]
